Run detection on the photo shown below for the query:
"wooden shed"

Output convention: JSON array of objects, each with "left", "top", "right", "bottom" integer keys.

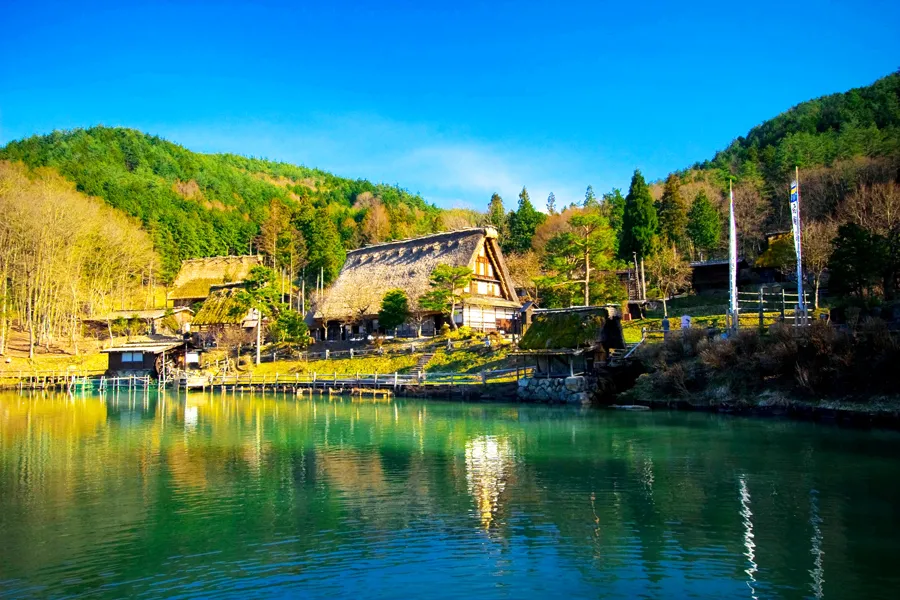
[{"left": 101, "top": 340, "right": 189, "bottom": 378}]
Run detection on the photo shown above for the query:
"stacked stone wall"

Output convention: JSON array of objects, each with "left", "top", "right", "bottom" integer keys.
[{"left": 516, "top": 375, "right": 597, "bottom": 404}]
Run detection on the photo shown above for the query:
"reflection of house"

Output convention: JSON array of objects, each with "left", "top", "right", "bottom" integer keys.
[
  {"left": 314, "top": 227, "right": 521, "bottom": 340},
  {"left": 101, "top": 339, "right": 200, "bottom": 378},
  {"left": 513, "top": 307, "right": 623, "bottom": 377},
  {"left": 167, "top": 255, "right": 263, "bottom": 307},
  {"left": 190, "top": 286, "right": 262, "bottom": 346},
  {"left": 83, "top": 307, "right": 193, "bottom": 337}
]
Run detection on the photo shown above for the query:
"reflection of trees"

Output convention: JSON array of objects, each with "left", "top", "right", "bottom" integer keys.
[{"left": 0, "top": 392, "right": 896, "bottom": 596}]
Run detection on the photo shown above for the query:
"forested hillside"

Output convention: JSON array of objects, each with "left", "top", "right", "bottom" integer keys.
[
  {"left": 0, "top": 127, "right": 442, "bottom": 281},
  {"left": 657, "top": 72, "right": 900, "bottom": 256},
  {"left": 1, "top": 72, "right": 897, "bottom": 316}
]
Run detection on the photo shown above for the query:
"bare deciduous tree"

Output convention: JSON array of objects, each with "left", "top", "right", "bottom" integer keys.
[{"left": 803, "top": 220, "right": 838, "bottom": 309}]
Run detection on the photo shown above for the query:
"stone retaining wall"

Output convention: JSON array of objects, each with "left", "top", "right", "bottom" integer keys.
[{"left": 516, "top": 375, "right": 598, "bottom": 404}]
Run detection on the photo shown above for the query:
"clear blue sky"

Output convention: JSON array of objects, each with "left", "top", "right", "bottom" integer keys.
[{"left": 2, "top": 1, "right": 898, "bottom": 210}]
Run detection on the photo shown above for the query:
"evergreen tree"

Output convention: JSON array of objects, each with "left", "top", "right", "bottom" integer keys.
[
  {"left": 546, "top": 192, "right": 557, "bottom": 215},
  {"left": 584, "top": 185, "right": 597, "bottom": 208},
  {"left": 827, "top": 223, "right": 886, "bottom": 299},
  {"left": 656, "top": 174, "right": 689, "bottom": 249},
  {"left": 230, "top": 266, "right": 281, "bottom": 365},
  {"left": 686, "top": 190, "right": 721, "bottom": 258},
  {"left": 419, "top": 264, "right": 473, "bottom": 331},
  {"left": 602, "top": 188, "right": 626, "bottom": 243},
  {"left": 505, "top": 186, "right": 546, "bottom": 253},
  {"left": 298, "top": 207, "right": 346, "bottom": 285},
  {"left": 542, "top": 210, "right": 616, "bottom": 306},
  {"left": 619, "top": 170, "right": 659, "bottom": 259},
  {"left": 486, "top": 192, "right": 507, "bottom": 235},
  {"left": 377, "top": 289, "right": 411, "bottom": 331}
]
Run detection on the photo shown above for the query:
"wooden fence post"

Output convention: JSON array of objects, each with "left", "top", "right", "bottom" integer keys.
[
  {"left": 780, "top": 289, "right": 786, "bottom": 322},
  {"left": 758, "top": 288, "right": 764, "bottom": 330}
]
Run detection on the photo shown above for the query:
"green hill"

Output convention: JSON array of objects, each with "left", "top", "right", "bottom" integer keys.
[
  {"left": 0, "top": 126, "right": 442, "bottom": 281},
  {"left": 658, "top": 72, "right": 900, "bottom": 256},
  {"left": 695, "top": 72, "right": 900, "bottom": 193},
  {"left": 703, "top": 71, "right": 900, "bottom": 180}
]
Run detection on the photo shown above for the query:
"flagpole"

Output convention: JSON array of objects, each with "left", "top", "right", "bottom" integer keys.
[{"left": 791, "top": 166, "right": 806, "bottom": 326}]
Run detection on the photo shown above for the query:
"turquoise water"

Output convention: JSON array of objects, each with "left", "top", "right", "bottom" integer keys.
[{"left": 1, "top": 391, "right": 898, "bottom": 599}]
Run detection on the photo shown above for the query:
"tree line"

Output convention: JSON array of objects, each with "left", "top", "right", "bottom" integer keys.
[{"left": 0, "top": 161, "right": 157, "bottom": 357}]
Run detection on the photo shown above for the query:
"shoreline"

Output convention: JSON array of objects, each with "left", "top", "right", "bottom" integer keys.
[{"left": 612, "top": 389, "right": 900, "bottom": 430}]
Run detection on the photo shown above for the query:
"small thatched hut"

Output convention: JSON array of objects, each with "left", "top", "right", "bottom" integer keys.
[
  {"left": 191, "top": 286, "right": 261, "bottom": 346},
  {"left": 83, "top": 307, "right": 193, "bottom": 337},
  {"left": 314, "top": 227, "right": 520, "bottom": 339},
  {"left": 168, "top": 255, "right": 263, "bottom": 307},
  {"left": 514, "top": 307, "right": 623, "bottom": 377}
]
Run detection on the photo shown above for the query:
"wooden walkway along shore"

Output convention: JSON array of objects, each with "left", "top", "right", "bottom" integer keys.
[
  {"left": 180, "top": 368, "right": 530, "bottom": 399},
  {"left": 2, "top": 367, "right": 532, "bottom": 400}
]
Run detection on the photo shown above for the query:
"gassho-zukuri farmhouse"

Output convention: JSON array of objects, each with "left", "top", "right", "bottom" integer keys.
[{"left": 312, "top": 227, "right": 521, "bottom": 339}]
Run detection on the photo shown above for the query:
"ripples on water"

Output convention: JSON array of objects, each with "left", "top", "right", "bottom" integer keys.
[{"left": 1, "top": 390, "right": 899, "bottom": 599}]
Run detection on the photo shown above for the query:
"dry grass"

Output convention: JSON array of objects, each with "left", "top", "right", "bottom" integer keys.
[{"left": 636, "top": 319, "right": 900, "bottom": 403}]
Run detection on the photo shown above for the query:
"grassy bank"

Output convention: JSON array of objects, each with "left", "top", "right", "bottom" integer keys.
[{"left": 0, "top": 352, "right": 106, "bottom": 375}]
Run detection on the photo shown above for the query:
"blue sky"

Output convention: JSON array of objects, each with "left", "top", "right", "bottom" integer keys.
[{"left": 2, "top": 1, "right": 898, "bottom": 210}]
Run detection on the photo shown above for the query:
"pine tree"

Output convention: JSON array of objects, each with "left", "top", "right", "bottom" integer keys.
[
  {"left": 546, "top": 192, "right": 557, "bottom": 215},
  {"left": 602, "top": 188, "right": 626, "bottom": 243},
  {"left": 505, "top": 186, "right": 546, "bottom": 253},
  {"left": 378, "top": 289, "right": 411, "bottom": 331},
  {"left": 619, "top": 170, "right": 659, "bottom": 259},
  {"left": 584, "top": 185, "right": 597, "bottom": 208},
  {"left": 687, "top": 190, "right": 721, "bottom": 258},
  {"left": 487, "top": 192, "right": 506, "bottom": 234},
  {"left": 656, "top": 174, "right": 689, "bottom": 249}
]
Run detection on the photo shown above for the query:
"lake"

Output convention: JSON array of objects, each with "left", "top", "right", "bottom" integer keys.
[{"left": 1, "top": 390, "right": 898, "bottom": 599}]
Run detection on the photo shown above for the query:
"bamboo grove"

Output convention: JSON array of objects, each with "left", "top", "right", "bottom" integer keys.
[{"left": 0, "top": 161, "right": 157, "bottom": 357}]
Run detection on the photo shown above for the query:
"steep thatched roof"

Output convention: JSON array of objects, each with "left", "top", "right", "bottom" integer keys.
[
  {"left": 169, "top": 255, "right": 262, "bottom": 301},
  {"left": 84, "top": 307, "right": 193, "bottom": 323},
  {"left": 192, "top": 288, "right": 258, "bottom": 327},
  {"left": 518, "top": 307, "right": 609, "bottom": 350},
  {"left": 316, "top": 227, "right": 520, "bottom": 321}
]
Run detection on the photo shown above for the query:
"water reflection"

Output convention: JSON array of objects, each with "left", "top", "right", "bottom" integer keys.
[
  {"left": 464, "top": 435, "right": 515, "bottom": 529},
  {"left": 739, "top": 475, "right": 759, "bottom": 600},
  {"left": 1, "top": 391, "right": 899, "bottom": 599}
]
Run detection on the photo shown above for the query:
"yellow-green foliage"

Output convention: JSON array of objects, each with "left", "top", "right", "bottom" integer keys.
[
  {"left": 519, "top": 308, "right": 608, "bottom": 350},
  {"left": 426, "top": 344, "right": 514, "bottom": 374},
  {"left": 249, "top": 353, "right": 418, "bottom": 376}
]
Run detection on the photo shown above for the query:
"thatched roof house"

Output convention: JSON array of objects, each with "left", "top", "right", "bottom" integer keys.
[
  {"left": 514, "top": 306, "right": 623, "bottom": 377},
  {"left": 315, "top": 227, "right": 521, "bottom": 338},
  {"left": 168, "top": 255, "right": 263, "bottom": 306},
  {"left": 192, "top": 287, "right": 260, "bottom": 331},
  {"left": 83, "top": 307, "right": 193, "bottom": 336}
]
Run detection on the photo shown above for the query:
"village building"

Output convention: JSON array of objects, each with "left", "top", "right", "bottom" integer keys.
[
  {"left": 314, "top": 227, "right": 521, "bottom": 339},
  {"left": 101, "top": 339, "right": 201, "bottom": 378},
  {"left": 190, "top": 286, "right": 262, "bottom": 347},
  {"left": 83, "top": 307, "right": 193, "bottom": 338},
  {"left": 167, "top": 255, "right": 263, "bottom": 307},
  {"left": 513, "top": 306, "right": 625, "bottom": 404}
]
